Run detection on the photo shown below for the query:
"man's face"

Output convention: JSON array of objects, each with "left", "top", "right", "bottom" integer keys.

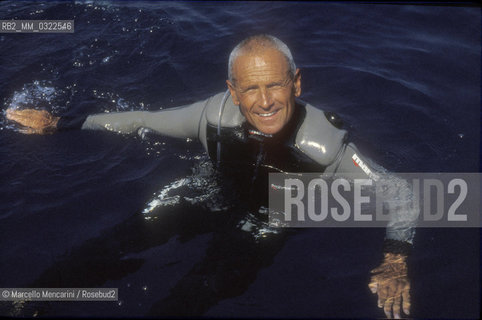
[{"left": 227, "top": 48, "right": 301, "bottom": 135}]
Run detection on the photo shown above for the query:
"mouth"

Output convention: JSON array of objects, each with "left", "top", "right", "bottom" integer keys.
[{"left": 255, "top": 109, "right": 280, "bottom": 118}]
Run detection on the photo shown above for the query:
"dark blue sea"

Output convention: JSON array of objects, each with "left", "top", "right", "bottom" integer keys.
[{"left": 0, "top": 2, "right": 480, "bottom": 318}]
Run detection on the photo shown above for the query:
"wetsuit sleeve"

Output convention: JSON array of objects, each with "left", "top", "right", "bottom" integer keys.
[
  {"left": 58, "top": 98, "right": 210, "bottom": 144},
  {"left": 325, "top": 142, "right": 418, "bottom": 249},
  {"left": 57, "top": 115, "right": 89, "bottom": 131}
]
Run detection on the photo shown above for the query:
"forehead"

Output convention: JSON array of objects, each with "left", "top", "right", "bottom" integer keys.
[{"left": 233, "top": 48, "right": 290, "bottom": 84}]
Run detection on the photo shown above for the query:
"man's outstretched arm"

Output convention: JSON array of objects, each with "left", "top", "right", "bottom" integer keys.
[
  {"left": 325, "top": 142, "right": 417, "bottom": 319},
  {"left": 5, "top": 96, "right": 211, "bottom": 142}
]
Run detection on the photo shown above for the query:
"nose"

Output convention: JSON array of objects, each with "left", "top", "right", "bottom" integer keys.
[{"left": 258, "top": 87, "right": 274, "bottom": 110}]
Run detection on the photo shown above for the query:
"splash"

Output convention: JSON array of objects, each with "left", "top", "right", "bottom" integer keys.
[
  {"left": 142, "top": 157, "right": 282, "bottom": 240},
  {"left": 142, "top": 158, "right": 230, "bottom": 215},
  {"left": 236, "top": 210, "right": 282, "bottom": 241},
  {"left": 4, "top": 81, "right": 65, "bottom": 112},
  {"left": 1, "top": 81, "right": 68, "bottom": 132}
]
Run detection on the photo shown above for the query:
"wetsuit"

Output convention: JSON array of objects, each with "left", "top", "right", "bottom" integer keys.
[{"left": 59, "top": 91, "right": 417, "bottom": 250}]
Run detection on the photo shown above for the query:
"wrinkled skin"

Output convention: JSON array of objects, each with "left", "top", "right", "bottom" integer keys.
[
  {"left": 5, "top": 109, "right": 59, "bottom": 134},
  {"left": 369, "top": 252, "right": 411, "bottom": 319},
  {"left": 226, "top": 48, "right": 301, "bottom": 135}
]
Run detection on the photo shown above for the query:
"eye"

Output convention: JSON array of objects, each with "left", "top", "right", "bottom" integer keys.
[
  {"left": 241, "top": 86, "right": 257, "bottom": 94},
  {"left": 268, "top": 83, "right": 282, "bottom": 89},
  {"left": 268, "top": 79, "right": 291, "bottom": 90}
]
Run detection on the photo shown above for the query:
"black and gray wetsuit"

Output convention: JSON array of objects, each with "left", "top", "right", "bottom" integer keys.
[{"left": 59, "top": 91, "right": 417, "bottom": 251}]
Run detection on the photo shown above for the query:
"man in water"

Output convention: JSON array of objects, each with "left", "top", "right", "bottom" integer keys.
[{"left": 6, "top": 34, "right": 415, "bottom": 319}]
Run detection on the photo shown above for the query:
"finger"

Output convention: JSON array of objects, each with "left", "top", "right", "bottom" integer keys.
[
  {"left": 392, "top": 281, "right": 405, "bottom": 319},
  {"left": 5, "top": 109, "right": 34, "bottom": 126},
  {"left": 368, "top": 280, "right": 378, "bottom": 294},
  {"left": 383, "top": 296, "right": 394, "bottom": 319},
  {"left": 378, "top": 285, "right": 388, "bottom": 308},
  {"left": 7, "top": 108, "right": 46, "bottom": 118},
  {"left": 5, "top": 109, "right": 24, "bottom": 122},
  {"left": 402, "top": 283, "right": 411, "bottom": 315},
  {"left": 393, "top": 292, "right": 402, "bottom": 319},
  {"left": 370, "top": 265, "right": 387, "bottom": 274},
  {"left": 18, "top": 127, "right": 37, "bottom": 134},
  {"left": 6, "top": 108, "right": 34, "bottom": 117}
]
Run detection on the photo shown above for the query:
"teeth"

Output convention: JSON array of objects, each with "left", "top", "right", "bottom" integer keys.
[{"left": 258, "top": 110, "right": 277, "bottom": 117}]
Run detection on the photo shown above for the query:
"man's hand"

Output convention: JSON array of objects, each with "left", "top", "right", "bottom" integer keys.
[
  {"left": 368, "top": 252, "right": 410, "bottom": 319},
  {"left": 5, "top": 108, "right": 59, "bottom": 134}
]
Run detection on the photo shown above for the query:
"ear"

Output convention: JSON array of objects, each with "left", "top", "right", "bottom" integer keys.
[
  {"left": 293, "top": 68, "right": 301, "bottom": 97},
  {"left": 226, "top": 80, "right": 240, "bottom": 105}
]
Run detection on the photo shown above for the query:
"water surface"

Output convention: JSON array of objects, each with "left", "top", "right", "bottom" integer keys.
[{"left": 0, "top": 2, "right": 480, "bottom": 318}]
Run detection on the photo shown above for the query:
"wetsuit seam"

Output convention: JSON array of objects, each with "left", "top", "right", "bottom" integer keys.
[
  {"left": 198, "top": 96, "right": 211, "bottom": 141},
  {"left": 330, "top": 142, "right": 348, "bottom": 174}
]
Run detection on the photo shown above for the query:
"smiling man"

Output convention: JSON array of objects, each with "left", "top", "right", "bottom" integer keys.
[
  {"left": 6, "top": 34, "right": 416, "bottom": 318},
  {"left": 226, "top": 39, "right": 300, "bottom": 135}
]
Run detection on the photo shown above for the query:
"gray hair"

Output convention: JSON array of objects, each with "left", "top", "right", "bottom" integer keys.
[{"left": 228, "top": 34, "right": 297, "bottom": 83}]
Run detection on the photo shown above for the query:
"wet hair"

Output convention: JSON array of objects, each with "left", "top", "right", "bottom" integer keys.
[{"left": 228, "top": 34, "right": 297, "bottom": 83}]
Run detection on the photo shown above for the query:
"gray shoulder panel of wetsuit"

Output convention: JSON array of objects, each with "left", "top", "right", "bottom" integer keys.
[
  {"left": 80, "top": 96, "right": 213, "bottom": 149},
  {"left": 204, "top": 91, "right": 244, "bottom": 128},
  {"left": 326, "top": 142, "right": 418, "bottom": 244},
  {"left": 295, "top": 101, "right": 348, "bottom": 166}
]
